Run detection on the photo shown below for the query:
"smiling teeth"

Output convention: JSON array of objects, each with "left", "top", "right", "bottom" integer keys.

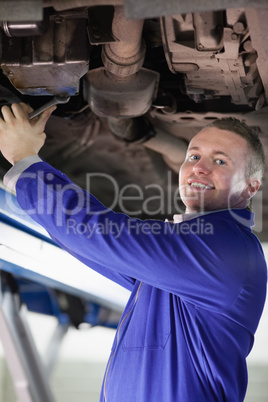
[{"left": 190, "top": 182, "right": 213, "bottom": 189}]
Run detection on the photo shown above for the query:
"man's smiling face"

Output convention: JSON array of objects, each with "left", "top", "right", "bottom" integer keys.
[{"left": 179, "top": 127, "right": 258, "bottom": 213}]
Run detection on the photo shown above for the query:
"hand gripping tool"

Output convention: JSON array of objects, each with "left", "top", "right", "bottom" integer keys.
[{"left": 28, "top": 95, "right": 70, "bottom": 120}]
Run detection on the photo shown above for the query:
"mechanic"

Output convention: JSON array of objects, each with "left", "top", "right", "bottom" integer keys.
[{"left": 0, "top": 103, "right": 267, "bottom": 402}]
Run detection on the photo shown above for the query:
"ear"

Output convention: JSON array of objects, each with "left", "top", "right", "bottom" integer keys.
[{"left": 242, "top": 178, "right": 261, "bottom": 200}]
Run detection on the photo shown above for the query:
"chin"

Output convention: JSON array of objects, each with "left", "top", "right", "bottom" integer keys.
[{"left": 184, "top": 204, "right": 206, "bottom": 214}]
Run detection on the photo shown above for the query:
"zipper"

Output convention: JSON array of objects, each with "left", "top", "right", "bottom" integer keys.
[{"left": 103, "top": 281, "right": 143, "bottom": 401}]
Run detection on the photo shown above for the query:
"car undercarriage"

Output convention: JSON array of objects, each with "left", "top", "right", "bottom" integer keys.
[{"left": 0, "top": 0, "right": 268, "bottom": 239}]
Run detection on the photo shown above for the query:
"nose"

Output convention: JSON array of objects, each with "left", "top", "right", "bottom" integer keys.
[{"left": 192, "top": 158, "right": 211, "bottom": 175}]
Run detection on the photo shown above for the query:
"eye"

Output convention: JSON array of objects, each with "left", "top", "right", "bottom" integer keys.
[
  {"left": 188, "top": 154, "right": 200, "bottom": 161},
  {"left": 215, "top": 159, "right": 226, "bottom": 165}
]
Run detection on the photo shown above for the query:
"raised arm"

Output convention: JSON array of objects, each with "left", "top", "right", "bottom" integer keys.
[{"left": 0, "top": 104, "right": 257, "bottom": 312}]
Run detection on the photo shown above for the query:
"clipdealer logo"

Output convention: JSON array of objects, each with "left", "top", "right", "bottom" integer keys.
[
  {"left": 5, "top": 170, "right": 264, "bottom": 233},
  {"left": 9, "top": 170, "right": 186, "bottom": 221},
  {"left": 85, "top": 171, "right": 190, "bottom": 216}
]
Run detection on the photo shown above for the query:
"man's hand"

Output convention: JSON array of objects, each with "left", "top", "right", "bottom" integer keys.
[{"left": 0, "top": 102, "right": 56, "bottom": 165}]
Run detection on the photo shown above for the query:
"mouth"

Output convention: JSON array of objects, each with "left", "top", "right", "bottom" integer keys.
[{"left": 188, "top": 180, "right": 215, "bottom": 190}]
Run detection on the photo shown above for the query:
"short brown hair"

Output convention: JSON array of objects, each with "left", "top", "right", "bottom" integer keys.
[{"left": 207, "top": 117, "right": 265, "bottom": 180}]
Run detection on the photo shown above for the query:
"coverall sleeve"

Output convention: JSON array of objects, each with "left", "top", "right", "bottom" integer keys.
[{"left": 14, "top": 161, "right": 251, "bottom": 311}]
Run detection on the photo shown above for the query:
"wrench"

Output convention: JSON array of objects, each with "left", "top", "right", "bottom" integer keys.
[{"left": 28, "top": 95, "right": 71, "bottom": 120}]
